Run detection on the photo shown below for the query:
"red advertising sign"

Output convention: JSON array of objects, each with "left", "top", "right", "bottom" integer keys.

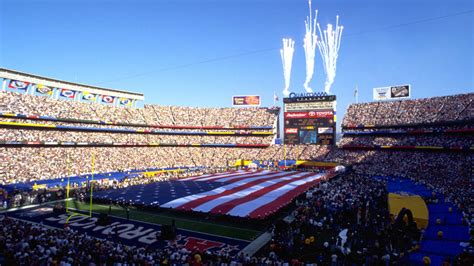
[
  {"left": 284, "top": 110, "right": 333, "bottom": 119},
  {"left": 232, "top": 95, "right": 260, "bottom": 106},
  {"left": 285, "top": 128, "right": 298, "bottom": 134}
]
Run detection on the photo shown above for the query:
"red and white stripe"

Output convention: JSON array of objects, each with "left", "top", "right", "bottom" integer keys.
[
  {"left": 191, "top": 172, "right": 313, "bottom": 213},
  {"left": 162, "top": 171, "right": 328, "bottom": 218},
  {"left": 226, "top": 173, "right": 323, "bottom": 217},
  {"left": 161, "top": 171, "right": 288, "bottom": 209}
]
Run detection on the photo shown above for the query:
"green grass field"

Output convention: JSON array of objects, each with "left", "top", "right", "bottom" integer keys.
[{"left": 64, "top": 200, "right": 261, "bottom": 241}]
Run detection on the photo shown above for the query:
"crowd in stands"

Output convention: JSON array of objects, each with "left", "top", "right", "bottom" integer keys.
[
  {"left": 4, "top": 172, "right": 470, "bottom": 265},
  {"left": 0, "top": 215, "right": 251, "bottom": 265},
  {"left": 350, "top": 151, "right": 472, "bottom": 219},
  {"left": 0, "top": 147, "right": 241, "bottom": 185},
  {"left": 342, "top": 124, "right": 473, "bottom": 133},
  {"left": 0, "top": 89, "right": 473, "bottom": 264},
  {"left": 339, "top": 134, "right": 473, "bottom": 148},
  {"left": 343, "top": 93, "right": 473, "bottom": 127},
  {"left": 0, "top": 145, "right": 340, "bottom": 185},
  {"left": 0, "top": 128, "right": 273, "bottom": 145},
  {"left": 4, "top": 170, "right": 203, "bottom": 209},
  {"left": 262, "top": 173, "right": 421, "bottom": 265},
  {"left": 0, "top": 91, "right": 278, "bottom": 127},
  {"left": 1, "top": 142, "right": 472, "bottom": 187},
  {"left": 0, "top": 117, "right": 273, "bottom": 134}
]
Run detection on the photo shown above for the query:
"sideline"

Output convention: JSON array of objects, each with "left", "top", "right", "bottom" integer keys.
[
  {"left": 65, "top": 206, "right": 252, "bottom": 242},
  {"left": 0, "top": 198, "right": 73, "bottom": 214},
  {"left": 1, "top": 198, "right": 260, "bottom": 242},
  {"left": 79, "top": 201, "right": 260, "bottom": 234}
]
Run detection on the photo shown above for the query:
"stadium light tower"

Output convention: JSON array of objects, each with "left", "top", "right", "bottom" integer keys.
[
  {"left": 303, "top": 0, "right": 318, "bottom": 93},
  {"left": 317, "top": 15, "right": 343, "bottom": 94},
  {"left": 280, "top": 38, "right": 295, "bottom": 97}
]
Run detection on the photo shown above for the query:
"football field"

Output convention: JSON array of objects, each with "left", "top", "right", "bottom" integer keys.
[
  {"left": 66, "top": 200, "right": 261, "bottom": 241},
  {"left": 5, "top": 201, "right": 254, "bottom": 255}
]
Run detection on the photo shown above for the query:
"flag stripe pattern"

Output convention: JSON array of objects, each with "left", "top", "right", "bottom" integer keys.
[
  {"left": 209, "top": 172, "right": 317, "bottom": 215},
  {"left": 94, "top": 170, "right": 329, "bottom": 219},
  {"left": 175, "top": 171, "right": 301, "bottom": 211}
]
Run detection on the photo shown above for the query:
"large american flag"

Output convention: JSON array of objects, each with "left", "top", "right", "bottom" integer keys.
[{"left": 95, "top": 170, "right": 331, "bottom": 219}]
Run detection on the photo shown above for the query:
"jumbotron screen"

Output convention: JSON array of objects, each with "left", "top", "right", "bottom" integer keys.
[{"left": 283, "top": 94, "right": 336, "bottom": 145}]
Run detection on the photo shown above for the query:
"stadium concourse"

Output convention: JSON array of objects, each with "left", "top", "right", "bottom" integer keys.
[{"left": 0, "top": 82, "right": 473, "bottom": 265}]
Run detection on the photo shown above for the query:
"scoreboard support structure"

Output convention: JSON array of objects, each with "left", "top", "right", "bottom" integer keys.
[{"left": 283, "top": 94, "right": 336, "bottom": 145}]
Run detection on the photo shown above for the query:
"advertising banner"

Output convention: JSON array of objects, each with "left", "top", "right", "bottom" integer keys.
[
  {"left": 373, "top": 85, "right": 410, "bottom": 101},
  {"left": 232, "top": 95, "right": 260, "bottom": 106},
  {"left": 284, "top": 110, "right": 334, "bottom": 119},
  {"left": 284, "top": 128, "right": 298, "bottom": 134},
  {"left": 390, "top": 85, "right": 410, "bottom": 99},
  {"left": 318, "top": 127, "right": 334, "bottom": 134},
  {"left": 284, "top": 101, "right": 334, "bottom": 111}
]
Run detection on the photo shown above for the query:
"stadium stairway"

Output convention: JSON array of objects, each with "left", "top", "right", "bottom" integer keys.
[{"left": 373, "top": 176, "right": 470, "bottom": 265}]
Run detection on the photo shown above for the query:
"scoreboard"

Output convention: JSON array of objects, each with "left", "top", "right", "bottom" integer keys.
[{"left": 283, "top": 94, "right": 336, "bottom": 145}]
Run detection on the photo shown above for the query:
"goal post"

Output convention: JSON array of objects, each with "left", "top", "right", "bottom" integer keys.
[{"left": 65, "top": 152, "right": 95, "bottom": 223}]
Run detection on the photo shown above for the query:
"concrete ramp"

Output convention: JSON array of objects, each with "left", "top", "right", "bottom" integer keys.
[{"left": 240, "top": 232, "right": 272, "bottom": 256}]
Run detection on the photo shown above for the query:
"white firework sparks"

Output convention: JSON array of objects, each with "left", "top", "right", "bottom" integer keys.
[
  {"left": 280, "top": 38, "right": 295, "bottom": 97},
  {"left": 303, "top": 0, "right": 318, "bottom": 93},
  {"left": 317, "top": 15, "right": 343, "bottom": 94}
]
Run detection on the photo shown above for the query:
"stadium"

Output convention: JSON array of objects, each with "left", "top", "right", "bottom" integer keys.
[{"left": 0, "top": 0, "right": 473, "bottom": 265}]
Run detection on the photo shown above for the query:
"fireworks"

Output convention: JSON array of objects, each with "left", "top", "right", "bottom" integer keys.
[
  {"left": 303, "top": 0, "right": 318, "bottom": 93},
  {"left": 280, "top": 38, "right": 295, "bottom": 97},
  {"left": 279, "top": 0, "right": 343, "bottom": 95},
  {"left": 317, "top": 16, "right": 344, "bottom": 94}
]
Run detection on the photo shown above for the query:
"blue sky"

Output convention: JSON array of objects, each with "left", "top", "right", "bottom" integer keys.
[{"left": 0, "top": 0, "right": 473, "bottom": 130}]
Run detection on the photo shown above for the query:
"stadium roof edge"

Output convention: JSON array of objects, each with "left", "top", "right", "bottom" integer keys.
[{"left": 0, "top": 68, "right": 145, "bottom": 100}]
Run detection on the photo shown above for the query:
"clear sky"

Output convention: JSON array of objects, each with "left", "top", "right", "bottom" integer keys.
[{"left": 0, "top": 0, "right": 473, "bottom": 131}]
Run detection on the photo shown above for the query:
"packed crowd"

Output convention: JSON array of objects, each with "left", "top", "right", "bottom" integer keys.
[
  {"left": 0, "top": 128, "right": 273, "bottom": 145},
  {"left": 0, "top": 147, "right": 245, "bottom": 185},
  {"left": 0, "top": 91, "right": 279, "bottom": 127},
  {"left": 0, "top": 215, "right": 254, "bottom": 265},
  {"left": 0, "top": 89, "right": 473, "bottom": 264},
  {"left": 342, "top": 123, "right": 473, "bottom": 133},
  {"left": 2, "top": 142, "right": 471, "bottom": 187},
  {"left": 0, "top": 117, "right": 274, "bottom": 133},
  {"left": 261, "top": 173, "right": 422, "bottom": 265},
  {"left": 342, "top": 93, "right": 473, "bottom": 127},
  {"left": 339, "top": 134, "right": 473, "bottom": 148},
  {"left": 349, "top": 151, "right": 473, "bottom": 216},
  {"left": 4, "top": 170, "right": 205, "bottom": 209},
  {"left": 4, "top": 171, "right": 470, "bottom": 265},
  {"left": 0, "top": 145, "right": 341, "bottom": 185}
]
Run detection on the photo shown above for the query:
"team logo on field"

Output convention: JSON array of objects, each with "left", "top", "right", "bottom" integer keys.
[{"left": 167, "top": 235, "right": 240, "bottom": 253}]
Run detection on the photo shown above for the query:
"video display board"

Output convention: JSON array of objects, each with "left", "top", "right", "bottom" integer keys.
[
  {"left": 283, "top": 94, "right": 336, "bottom": 145},
  {"left": 373, "top": 85, "right": 410, "bottom": 101},
  {"left": 232, "top": 95, "right": 260, "bottom": 106}
]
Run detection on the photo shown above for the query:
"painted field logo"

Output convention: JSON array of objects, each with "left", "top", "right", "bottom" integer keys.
[
  {"left": 184, "top": 237, "right": 224, "bottom": 251},
  {"left": 8, "top": 207, "right": 248, "bottom": 256}
]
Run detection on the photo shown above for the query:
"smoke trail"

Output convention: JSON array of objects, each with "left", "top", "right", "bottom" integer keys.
[
  {"left": 303, "top": 0, "right": 318, "bottom": 93},
  {"left": 317, "top": 16, "right": 344, "bottom": 94},
  {"left": 280, "top": 38, "right": 295, "bottom": 97}
]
